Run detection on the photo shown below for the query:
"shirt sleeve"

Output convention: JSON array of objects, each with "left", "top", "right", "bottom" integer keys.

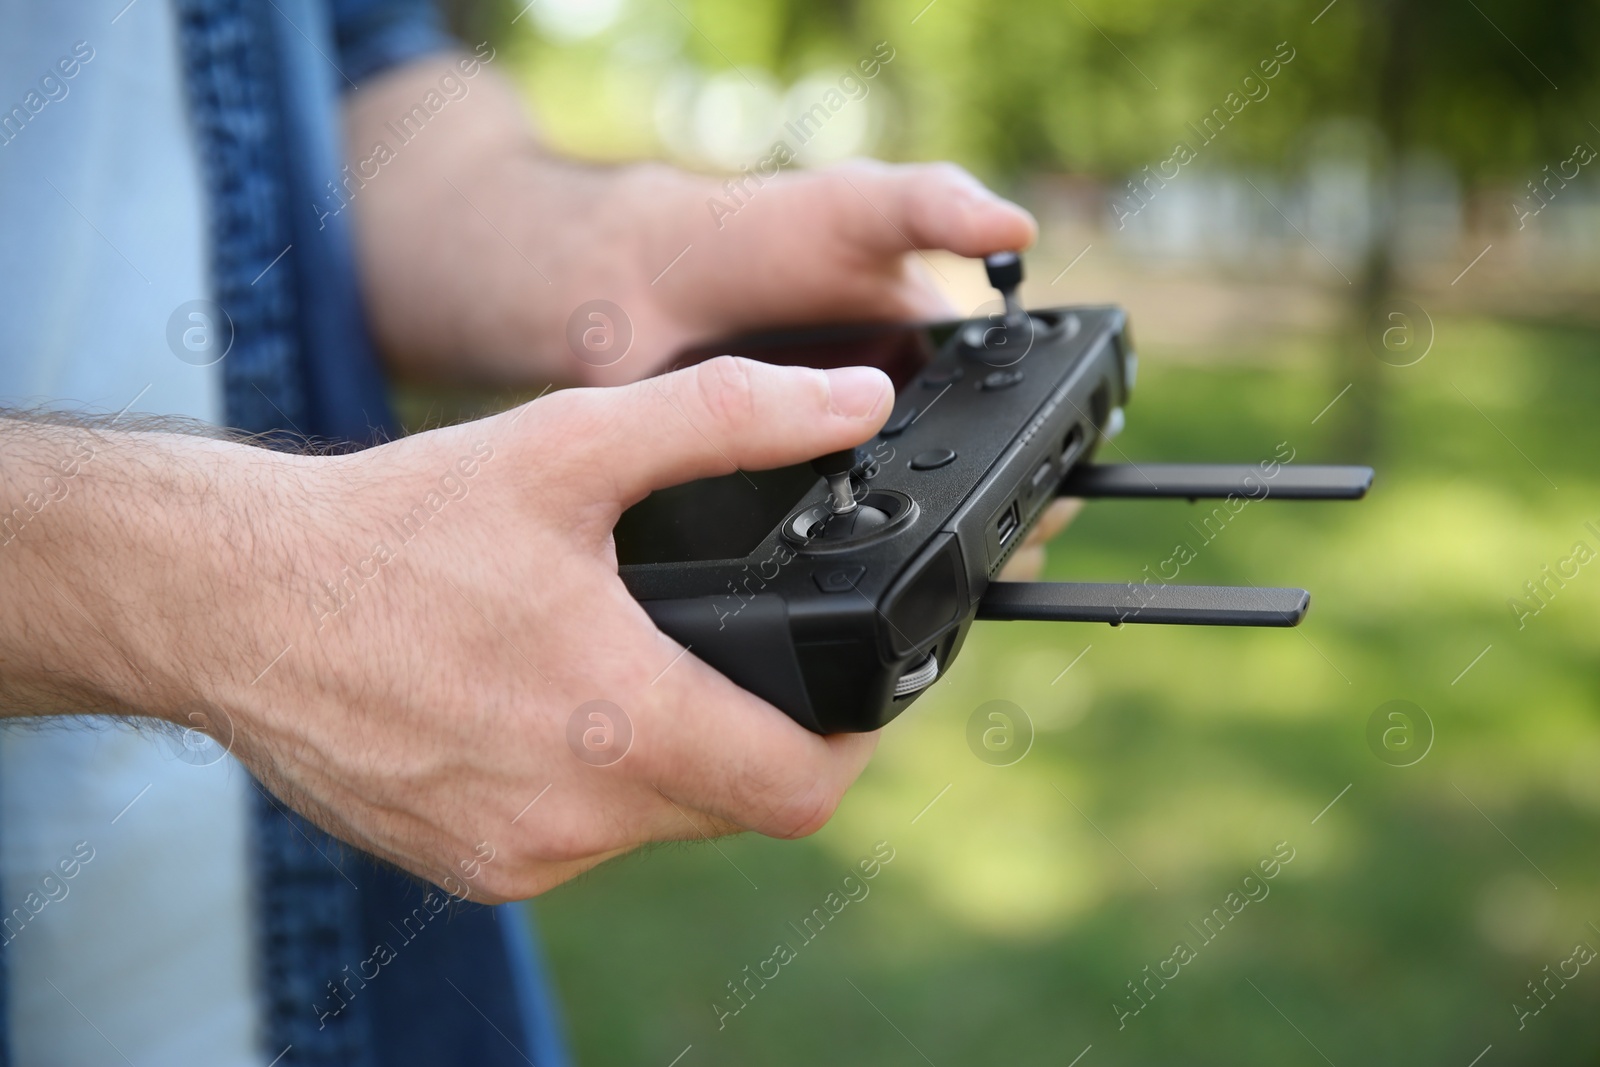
[{"left": 330, "top": 0, "right": 457, "bottom": 88}]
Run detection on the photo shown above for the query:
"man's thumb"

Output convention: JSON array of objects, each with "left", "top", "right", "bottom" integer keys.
[{"left": 567, "top": 356, "right": 892, "bottom": 506}]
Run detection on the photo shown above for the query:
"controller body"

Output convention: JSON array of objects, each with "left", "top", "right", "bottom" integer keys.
[{"left": 616, "top": 307, "right": 1132, "bottom": 733}]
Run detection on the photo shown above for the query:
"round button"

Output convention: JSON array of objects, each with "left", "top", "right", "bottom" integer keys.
[
  {"left": 910, "top": 448, "right": 957, "bottom": 471},
  {"left": 879, "top": 407, "right": 918, "bottom": 438},
  {"left": 980, "top": 369, "right": 1025, "bottom": 391}
]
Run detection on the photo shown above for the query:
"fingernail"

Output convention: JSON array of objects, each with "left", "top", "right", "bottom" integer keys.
[{"left": 825, "top": 366, "right": 890, "bottom": 419}]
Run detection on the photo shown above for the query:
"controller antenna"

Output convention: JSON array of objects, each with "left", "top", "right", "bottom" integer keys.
[
  {"left": 984, "top": 251, "right": 1026, "bottom": 326},
  {"left": 812, "top": 449, "right": 859, "bottom": 514}
]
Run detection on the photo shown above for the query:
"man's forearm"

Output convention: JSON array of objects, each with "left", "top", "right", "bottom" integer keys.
[
  {"left": 341, "top": 49, "right": 703, "bottom": 386},
  {"left": 342, "top": 49, "right": 1037, "bottom": 394},
  {"left": 0, "top": 418, "right": 282, "bottom": 722}
]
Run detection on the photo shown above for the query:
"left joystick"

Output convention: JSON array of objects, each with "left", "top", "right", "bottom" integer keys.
[{"left": 811, "top": 449, "right": 859, "bottom": 515}]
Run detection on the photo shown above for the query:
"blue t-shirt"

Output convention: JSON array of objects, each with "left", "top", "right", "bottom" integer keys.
[{"left": 0, "top": 3, "right": 255, "bottom": 1063}]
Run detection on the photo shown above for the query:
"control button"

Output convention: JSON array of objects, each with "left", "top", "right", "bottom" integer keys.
[
  {"left": 910, "top": 448, "right": 957, "bottom": 471},
  {"left": 980, "top": 369, "right": 1025, "bottom": 391},
  {"left": 813, "top": 566, "right": 866, "bottom": 593},
  {"left": 893, "top": 652, "right": 939, "bottom": 698},
  {"left": 1030, "top": 460, "right": 1056, "bottom": 493},
  {"left": 921, "top": 366, "right": 963, "bottom": 388},
  {"left": 879, "top": 406, "right": 918, "bottom": 438}
]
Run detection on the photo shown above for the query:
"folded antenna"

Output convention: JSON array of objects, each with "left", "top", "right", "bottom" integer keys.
[
  {"left": 1061, "top": 463, "right": 1373, "bottom": 501},
  {"left": 976, "top": 581, "right": 1309, "bottom": 627}
]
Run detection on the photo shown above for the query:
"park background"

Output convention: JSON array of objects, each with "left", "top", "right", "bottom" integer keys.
[{"left": 416, "top": 0, "right": 1600, "bottom": 1062}]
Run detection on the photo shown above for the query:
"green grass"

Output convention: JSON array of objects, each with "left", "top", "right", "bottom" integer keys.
[{"left": 529, "top": 314, "right": 1600, "bottom": 1065}]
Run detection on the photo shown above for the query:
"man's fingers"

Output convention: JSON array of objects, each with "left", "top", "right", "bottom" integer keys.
[
  {"left": 1027, "top": 497, "right": 1083, "bottom": 546},
  {"left": 639, "top": 648, "right": 880, "bottom": 840},
  {"left": 998, "top": 499, "right": 1083, "bottom": 580},
  {"left": 553, "top": 356, "right": 892, "bottom": 508},
  {"left": 898, "top": 256, "right": 963, "bottom": 320},
  {"left": 998, "top": 544, "right": 1047, "bottom": 582},
  {"left": 830, "top": 160, "right": 1038, "bottom": 260}
]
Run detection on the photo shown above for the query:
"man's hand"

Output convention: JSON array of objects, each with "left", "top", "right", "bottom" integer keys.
[
  {"left": 0, "top": 359, "right": 893, "bottom": 902},
  {"left": 344, "top": 53, "right": 1037, "bottom": 387},
  {"left": 998, "top": 498, "right": 1083, "bottom": 581}
]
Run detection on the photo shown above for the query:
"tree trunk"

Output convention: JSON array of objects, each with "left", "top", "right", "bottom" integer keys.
[{"left": 1332, "top": 0, "right": 1416, "bottom": 463}]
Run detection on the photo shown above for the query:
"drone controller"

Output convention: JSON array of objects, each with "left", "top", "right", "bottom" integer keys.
[{"left": 616, "top": 254, "right": 1373, "bottom": 733}]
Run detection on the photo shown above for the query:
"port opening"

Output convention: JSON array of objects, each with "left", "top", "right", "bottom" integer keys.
[
  {"left": 996, "top": 501, "right": 1021, "bottom": 547},
  {"left": 1061, "top": 423, "right": 1086, "bottom": 465},
  {"left": 1089, "top": 382, "right": 1112, "bottom": 431},
  {"left": 1029, "top": 458, "right": 1056, "bottom": 494}
]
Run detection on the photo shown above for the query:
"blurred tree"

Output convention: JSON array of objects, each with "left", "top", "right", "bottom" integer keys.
[
  {"left": 471, "top": 0, "right": 1597, "bottom": 453},
  {"left": 1333, "top": 0, "right": 1594, "bottom": 456},
  {"left": 854, "top": 0, "right": 1594, "bottom": 455}
]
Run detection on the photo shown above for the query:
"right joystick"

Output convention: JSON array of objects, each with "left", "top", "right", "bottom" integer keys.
[
  {"left": 984, "top": 251, "right": 1026, "bottom": 327},
  {"left": 964, "top": 250, "right": 1053, "bottom": 362}
]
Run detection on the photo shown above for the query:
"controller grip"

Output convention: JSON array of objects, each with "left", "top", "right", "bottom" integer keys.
[{"left": 641, "top": 596, "right": 822, "bottom": 732}]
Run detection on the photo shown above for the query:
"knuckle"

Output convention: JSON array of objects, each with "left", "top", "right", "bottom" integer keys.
[
  {"left": 917, "top": 162, "right": 983, "bottom": 212},
  {"left": 518, "top": 388, "right": 588, "bottom": 449},
  {"left": 524, "top": 816, "right": 609, "bottom": 866},
  {"left": 911, "top": 160, "right": 968, "bottom": 195},
  {"left": 925, "top": 160, "right": 971, "bottom": 184},
  {"left": 766, "top": 777, "right": 842, "bottom": 840},
  {"left": 897, "top": 162, "right": 965, "bottom": 221},
  {"left": 691, "top": 355, "right": 759, "bottom": 430}
]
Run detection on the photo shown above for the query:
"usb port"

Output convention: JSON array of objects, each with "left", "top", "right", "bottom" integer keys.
[{"left": 996, "top": 502, "right": 1020, "bottom": 546}]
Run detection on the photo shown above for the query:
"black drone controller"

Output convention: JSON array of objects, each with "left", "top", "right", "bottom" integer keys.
[{"left": 615, "top": 254, "right": 1373, "bottom": 733}]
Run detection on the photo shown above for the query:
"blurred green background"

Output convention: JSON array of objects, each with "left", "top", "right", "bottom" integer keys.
[{"left": 438, "top": 0, "right": 1600, "bottom": 1061}]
